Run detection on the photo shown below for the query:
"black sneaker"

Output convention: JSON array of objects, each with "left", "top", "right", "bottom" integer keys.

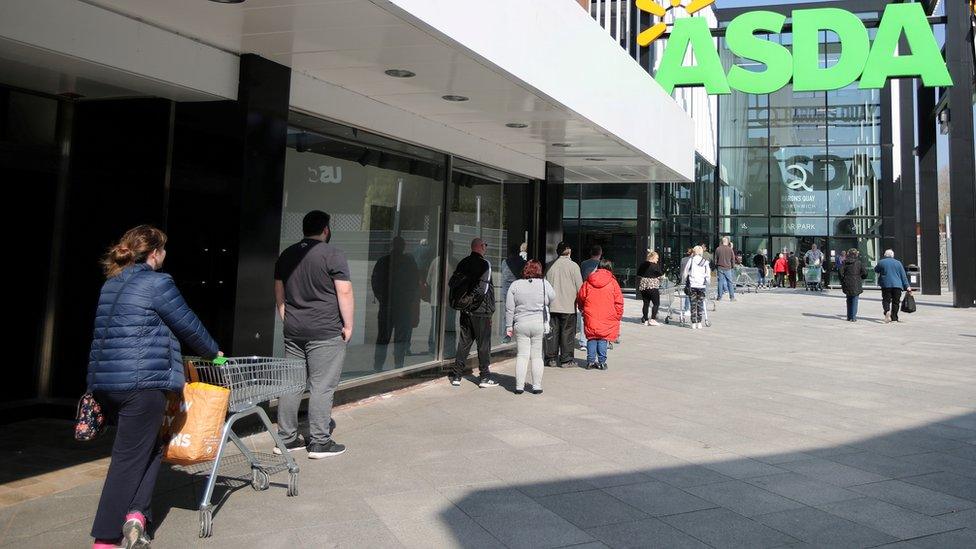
[
  {"left": 479, "top": 376, "right": 499, "bottom": 388},
  {"left": 307, "top": 440, "right": 346, "bottom": 459},
  {"left": 273, "top": 435, "right": 306, "bottom": 455},
  {"left": 599, "top": 363, "right": 608, "bottom": 371},
  {"left": 450, "top": 375, "right": 462, "bottom": 387},
  {"left": 514, "top": 389, "right": 524, "bottom": 395},
  {"left": 531, "top": 389, "right": 543, "bottom": 395}
]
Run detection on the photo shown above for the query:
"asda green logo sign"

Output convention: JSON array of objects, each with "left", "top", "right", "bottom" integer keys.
[{"left": 652, "top": 3, "right": 952, "bottom": 95}]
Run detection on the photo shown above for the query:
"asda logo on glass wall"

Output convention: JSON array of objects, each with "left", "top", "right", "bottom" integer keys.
[{"left": 640, "top": 2, "right": 952, "bottom": 95}]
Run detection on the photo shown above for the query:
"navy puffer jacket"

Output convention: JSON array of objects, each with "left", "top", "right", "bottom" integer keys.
[{"left": 87, "top": 263, "right": 219, "bottom": 392}]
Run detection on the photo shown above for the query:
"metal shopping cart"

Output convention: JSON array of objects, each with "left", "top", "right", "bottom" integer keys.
[
  {"left": 804, "top": 264, "right": 824, "bottom": 291},
  {"left": 663, "top": 280, "right": 713, "bottom": 327},
  {"left": 184, "top": 356, "right": 306, "bottom": 538}
]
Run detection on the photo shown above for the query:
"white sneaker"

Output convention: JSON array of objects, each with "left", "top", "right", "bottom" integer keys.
[{"left": 649, "top": 320, "right": 660, "bottom": 326}]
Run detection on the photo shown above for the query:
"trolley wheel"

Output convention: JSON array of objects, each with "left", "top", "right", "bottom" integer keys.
[
  {"left": 664, "top": 317, "right": 670, "bottom": 324},
  {"left": 287, "top": 471, "right": 299, "bottom": 497},
  {"left": 199, "top": 507, "right": 213, "bottom": 538},
  {"left": 251, "top": 468, "right": 270, "bottom": 491},
  {"left": 704, "top": 320, "right": 712, "bottom": 328}
]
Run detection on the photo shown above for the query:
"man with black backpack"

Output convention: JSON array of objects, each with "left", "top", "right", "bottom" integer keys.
[{"left": 448, "top": 238, "right": 498, "bottom": 388}]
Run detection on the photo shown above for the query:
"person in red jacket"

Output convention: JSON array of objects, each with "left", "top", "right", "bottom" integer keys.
[
  {"left": 773, "top": 253, "right": 788, "bottom": 288},
  {"left": 577, "top": 259, "right": 623, "bottom": 371}
]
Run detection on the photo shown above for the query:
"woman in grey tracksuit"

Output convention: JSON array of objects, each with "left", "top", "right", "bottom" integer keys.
[{"left": 505, "top": 260, "right": 555, "bottom": 395}]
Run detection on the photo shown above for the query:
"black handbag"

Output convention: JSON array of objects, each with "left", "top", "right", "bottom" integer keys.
[{"left": 900, "top": 293, "right": 916, "bottom": 314}]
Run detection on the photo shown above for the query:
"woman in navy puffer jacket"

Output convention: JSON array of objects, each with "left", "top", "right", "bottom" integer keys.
[{"left": 88, "top": 225, "right": 220, "bottom": 549}]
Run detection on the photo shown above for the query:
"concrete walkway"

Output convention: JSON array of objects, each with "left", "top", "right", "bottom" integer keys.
[{"left": 1, "top": 288, "right": 974, "bottom": 548}]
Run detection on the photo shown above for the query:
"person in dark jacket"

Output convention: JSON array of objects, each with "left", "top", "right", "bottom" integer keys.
[
  {"left": 875, "top": 249, "right": 912, "bottom": 323},
  {"left": 839, "top": 248, "right": 868, "bottom": 322},
  {"left": 753, "top": 251, "right": 768, "bottom": 288},
  {"left": 787, "top": 252, "right": 799, "bottom": 288},
  {"left": 88, "top": 225, "right": 220, "bottom": 549},
  {"left": 449, "top": 238, "right": 497, "bottom": 388},
  {"left": 371, "top": 236, "right": 420, "bottom": 372},
  {"left": 636, "top": 251, "right": 664, "bottom": 325}
]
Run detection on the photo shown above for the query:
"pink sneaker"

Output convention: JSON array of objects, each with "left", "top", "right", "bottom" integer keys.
[
  {"left": 122, "top": 512, "right": 149, "bottom": 548},
  {"left": 92, "top": 540, "right": 123, "bottom": 549}
]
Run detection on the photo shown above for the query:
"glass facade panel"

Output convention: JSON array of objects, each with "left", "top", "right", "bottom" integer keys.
[
  {"left": 770, "top": 146, "right": 829, "bottom": 216},
  {"left": 769, "top": 85, "right": 827, "bottom": 147},
  {"left": 578, "top": 219, "right": 638, "bottom": 287},
  {"left": 718, "top": 147, "right": 768, "bottom": 216},
  {"left": 278, "top": 127, "right": 446, "bottom": 380},
  {"left": 828, "top": 146, "right": 881, "bottom": 217},
  {"left": 581, "top": 183, "right": 639, "bottom": 219}
]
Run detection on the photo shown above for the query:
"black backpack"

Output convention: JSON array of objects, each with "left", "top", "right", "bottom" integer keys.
[{"left": 448, "top": 270, "right": 484, "bottom": 312}]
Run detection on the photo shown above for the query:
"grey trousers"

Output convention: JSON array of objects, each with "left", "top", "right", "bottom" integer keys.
[
  {"left": 278, "top": 336, "right": 346, "bottom": 445},
  {"left": 514, "top": 320, "right": 546, "bottom": 391}
]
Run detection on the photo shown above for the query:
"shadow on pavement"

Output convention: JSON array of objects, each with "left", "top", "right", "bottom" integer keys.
[{"left": 439, "top": 413, "right": 976, "bottom": 548}]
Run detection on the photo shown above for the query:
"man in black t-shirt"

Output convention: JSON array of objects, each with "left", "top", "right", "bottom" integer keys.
[{"left": 273, "top": 210, "right": 354, "bottom": 459}]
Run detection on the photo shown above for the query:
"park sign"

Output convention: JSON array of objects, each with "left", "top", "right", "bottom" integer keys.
[{"left": 643, "top": 2, "right": 953, "bottom": 95}]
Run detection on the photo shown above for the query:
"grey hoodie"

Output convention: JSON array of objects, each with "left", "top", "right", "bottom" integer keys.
[{"left": 505, "top": 278, "right": 555, "bottom": 330}]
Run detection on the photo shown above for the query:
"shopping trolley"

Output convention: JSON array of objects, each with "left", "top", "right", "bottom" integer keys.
[
  {"left": 663, "top": 281, "right": 713, "bottom": 327},
  {"left": 184, "top": 356, "right": 306, "bottom": 538}
]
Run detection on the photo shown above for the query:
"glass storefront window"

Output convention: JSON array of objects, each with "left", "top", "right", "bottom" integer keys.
[
  {"left": 828, "top": 146, "right": 881, "bottom": 217},
  {"left": 718, "top": 147, "right": 769, "bottom": 215},
  {"left": 769, "top": 85, "right": 827, "bottom": 147},
  {"left": 278, "top": 125, "right": 446, "bottom": 380},
  {"left": 445, "top": 158, "right": 532, "bottom": 356},
  {"left": 581, "top": 183, "right": 639, "bottom": 219},
  {"left": 827, "top": 85, "right": 882, "bottom": 145},
  {"left": 579, "top": 219, "right": 638, "bottom": 287},
  {"left": 770, "top": 146, "right": 829, "bottom": 216}
]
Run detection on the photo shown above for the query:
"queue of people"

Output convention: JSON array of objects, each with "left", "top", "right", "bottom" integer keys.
[{"left": 84, "top": 219, "right": 918, "bottom": 548}]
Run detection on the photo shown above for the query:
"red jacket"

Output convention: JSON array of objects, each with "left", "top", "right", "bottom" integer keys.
[
  {"left": 774, "top": 257, "right": 788, "bottom": 274},
  {"left": 577, "top": 269, "right": 623, "bottom": 341}
]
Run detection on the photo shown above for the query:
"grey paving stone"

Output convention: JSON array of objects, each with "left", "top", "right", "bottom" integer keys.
[
  {"left": 586, "top": 517, "right": 711, "bottom": 548},
  {"left": 470, "top": 503, "right": 595, "bottom": 549},
  {"left": 874, "top": 528, "right": 976, "bottom": 548},
  {"left": 698, "top": 454, "right": 787, "bottom": 480},
  {"left": 684, "top": 480, "right": 805, "bottom": 518},
  {"left": 746, "top": 472, "right": 862, "bottom": 506},
  {"left": 660, "top": 508, "right": 799, "bottom": 549},
  {"left": 755, "top": 506, "right": 897, "bottom": 547},
  {"left": 535, "top": 489, "right": 648, "bottom": 529},
  {"left": 780, "top": 458, "right": 891, "bottom": 487},
  {"left": 936, "top": 508, "right": 976, "bottom": 530},
  {"left": 365, "top": 488, "right": 461, "bottom": 523},
  {"left": 604, "top": 480, "right": 717, "bottom": 517},
  {"left": 825, "top": 451, "right": 943, "bottom": 479},
  {"left": 438, "top": 485, "right": 538, "bottom": 518},
  {"left": 900, "top": 452, "right": 976, "bottom": 480},
  {"left": 817, "top": 497, "right": 956, "bottom": 539},
  {"left": 383, "top": 512, "right": 501, "bottom": 549},
  {"left": 851, "top": 480, "right": 976, "bottom": 516},
  {"left": 947, "top": 445, "right": 976, "bottom": 462},
  {"left": 902, "top": 472, "right": 976, "bottom": 502},
  {"left": 646, "top": 463, "right": 735, "bottom": 488}
]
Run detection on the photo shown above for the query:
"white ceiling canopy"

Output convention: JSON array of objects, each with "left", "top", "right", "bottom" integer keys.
[{"left": 18, "top": 0, "right": 696, "bottom": 183}]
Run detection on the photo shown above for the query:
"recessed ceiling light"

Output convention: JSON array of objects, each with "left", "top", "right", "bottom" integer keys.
[
  {"left": 208, "top": 0, "right": 245, "bottom": 3},
  {"left": 385, "top": 69, "right": 415, "bottom": 78},
  {"left": 552, "top": 143, "right": 572, "bottom": 148},
  {"left": 585, "top": 158, "right": 605, "bottom": 161},
  {"left": 506, "top": 123, "right": 528, "bottom": 128},
  {"left": 442, "top": 95, "right": 469, "bottom": 102}
]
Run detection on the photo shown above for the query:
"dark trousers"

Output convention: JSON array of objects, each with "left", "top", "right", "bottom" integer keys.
[
  {"left": 91, "top": 390, "right": 167, "bottom": 540},
  {"left": 546, "top": 312, "right": 577, "bottom": 365},
  {"left": 775, "top": 273, "right": 785, "bottom": 287},
  {"left": 882, "top": 288, "right": 903, "bottom": 321},
  {"left": 689, "top": 288, "right": 706, "bottom": 324},
  {"left": 453, "top": 313, "right": 491, "bottom": 378},
  {"left": 788, "top": 272, "right": 797, "bottom": 288},
  {"left": 374, "top": 305, "right": 413, "bottom": 371},
  {"left": 640, "top": 289, "right": 660, "bottom": 322},
  {"left": 846, "top": 295, "right": 860, "bottom": 320}
]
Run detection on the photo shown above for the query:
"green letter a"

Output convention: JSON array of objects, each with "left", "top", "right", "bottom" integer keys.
[
  {"left": 725, "top": 10, "right": 792, "bottom": 94},
  {"left": 655, "top": 17, "right": 730, "bottom": 95},
  {"left": 860, "top": 3, "right": 952, "bottom": 89}
]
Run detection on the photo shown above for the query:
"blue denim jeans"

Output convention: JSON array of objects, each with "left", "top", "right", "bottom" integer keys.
[
  {"left": 717, "top": 268, "right": 736, "bottom": 299},
  {"left": 757, "top": 268, "right": 767, "bottom": 286},
  {"left": 586, "top": 339, "right": 608, "bottom": 365},
  {"left": 846, "top": 295, "right": 859, "bottom": 320}
]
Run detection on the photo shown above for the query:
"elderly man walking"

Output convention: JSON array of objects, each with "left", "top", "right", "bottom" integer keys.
[{"left": 875, "top": 249, "right": 912, "bottom": 323}]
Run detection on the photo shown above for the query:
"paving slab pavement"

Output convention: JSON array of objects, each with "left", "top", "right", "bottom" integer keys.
[{"left": 0, "top": 288, "right": 973, "bottom": 548}]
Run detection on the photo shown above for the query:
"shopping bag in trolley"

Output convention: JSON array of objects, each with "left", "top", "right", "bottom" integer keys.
[{"left": 161, "top": 361, "right": 229, "bottom": 465}]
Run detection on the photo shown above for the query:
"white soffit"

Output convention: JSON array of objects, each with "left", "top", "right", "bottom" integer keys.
[{"left": 36, "top": 0, "right": 695, "bottom": 182}]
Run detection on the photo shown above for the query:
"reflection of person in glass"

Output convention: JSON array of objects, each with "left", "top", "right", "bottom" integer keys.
[
  {"left": 500, "top": 243, "right": 527, "bottom": 341},
  {"left": 371, "top": 236, "right": 420, "bottom": 372}
]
